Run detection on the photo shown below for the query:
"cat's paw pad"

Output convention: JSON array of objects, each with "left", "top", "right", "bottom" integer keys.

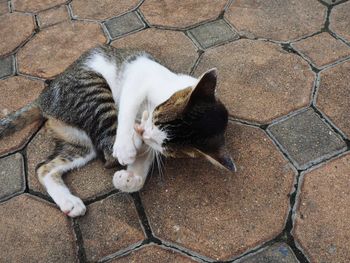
[
  {"left": 113, "top": 170, "right": 144, "bottom": 193},
  {"left": 58, "top": 195, "right": 86, "bottom": 218},
  {"left": 113, "top": 140, "right": 137, "bottom": 165}
]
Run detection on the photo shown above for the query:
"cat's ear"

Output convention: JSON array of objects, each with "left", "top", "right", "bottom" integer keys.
[
  {"left": 190, "top": 68, "right": 217, "bottom": 101},
  {"left": 195, "top": 147, "right": 236, "bottom": 172}
]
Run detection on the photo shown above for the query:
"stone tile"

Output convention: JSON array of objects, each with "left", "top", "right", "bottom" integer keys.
[
  {"left": 71, "top": 0, "right": 141, "bottom": 20},
  {"left": 268, "top": 109, "right": 346, "bottom": 170},
  {"left": 18, "top": 21, "right": 106, "bottom": 78},
  {"left": 104, "top": 12, "right": 145, "bottom": 39},
  {"left": 111, "top": 245, "right": 196, "bottom": 263},
  {"left": 12, "top": 0, "right": 66, "bottom": 13},
  {"left": 141, "top": 122, "right": 296, "bottom": 261},
  {"left": 292, "top": 32, "right": 350, "bottom": 67},
  {"left": 0, "top": 76, "right": 44, "bottom": 156},
  {"left": 238, "top": 243, "right": 298, "bottom": 263},
  {"left": 316, "top": 61, "right": 350, "bottom": 138},
  {"left": 330, "top": 1, "right": 350, "bottom": 43},
  {"left": 194, "top": 40, "right": 314, "bottom": 123},
  {"left": 294, "top": 153, "right": 350, "bottom": 262},
  {"left": 0, "top": 153, "right": 25, "bottom": 200},
  {"left": 0, "top": 194, "right": 76, "bottom": 262},
  {"left": 187, "top": 19, "right": 239, "bottom": 49},
  {"left": 225, "top": 0, "right": 326, "bottom": 41},
  {"left": 78, "top": 193, "right": 144, "bottom": 262},
  {"left": 27, "top": 128, "right": 115, "bottom": 201},
  {"left": 140, "top": 0, "right": 227, "bottom": 29},
  {"left": 0, "top": 13, "right": 35, "bottom": 56},
  {"left": 37, "top": 5, "right": 69, "bottom": 28},
  {"left": 0, "top": 55, "right": 14, "bottom": 78},
  {"left": 0, "top": 1, "right": 9, "bottom": 15},
  {"left": 112, "top": 28, "right": 198, "bottom": 73}
]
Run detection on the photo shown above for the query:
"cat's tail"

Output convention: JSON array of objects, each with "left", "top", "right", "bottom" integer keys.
[{"left": 0, "top": 101, "right": 43, "bottom": 139}]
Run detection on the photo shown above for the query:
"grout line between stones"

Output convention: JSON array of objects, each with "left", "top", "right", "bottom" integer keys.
[
  {"left": 280, "top": 170, "right": 310, "bottom": 263},
  {"left": 228, "top": 117, "right": 262, "bottom": 129},
  {"left": 7, "top": 0, "right": 12, "bottom": 12},
  {"left": 160, "top": 240, "right": 214, "bottom": 263},
  {"left": 328, "top": 29, "right": 350, "bottom": 47},
  {"left": 130, "top": 192, "right": 153, "bottom": 239},
  {"left": 229, "top": 239, "right": 286, "bottom": 263},
  {"left": 72, "top": 218, "right": 87, "bottom": 263},
  {"left": 135, "top": 8, "right": 150, "bottom": 29},
  {"left": 311, "top": 105, "right": 349, "bottom": 141},
  {"left": 66, "top": 2, "right": 75, "bottom": 21},
  {"left": 84, "top": 189, "right": 119, "bottom": 205},
  {"left": 189, "top": 50, "right": 204, "bottom": 76},
  {"left": 224, "top": 0, "right": 234, "bottom": 12},
  {"left": 20, "top": 147, "right": 29, "bottom": 193},
  {"left": 310, "top": 72, "right": 321, "bottom": 106},
  {"left": 98, "top": 240, "right": 146, "bottom": 263}
]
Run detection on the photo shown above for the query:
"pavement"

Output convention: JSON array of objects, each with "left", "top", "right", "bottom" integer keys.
[{"left": 0, "top": 0, "right": 350, "bottom": 262}]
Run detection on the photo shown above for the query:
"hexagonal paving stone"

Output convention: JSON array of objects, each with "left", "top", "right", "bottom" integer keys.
[
  {"left": 104, "top": 11, "right": 145, "bottom": 39},
  {"left": 330, "top": 1, "right": 350, "bottom": 43},
  {"left": 112, "top": 28, "right": 198, "bottom": 73},
  {"left": 0, "top": 55, "right": 14, "bottom": 78},
  {"left": 292, "top": 32, "right": 350, "bottom": 68},
  {"left": 140, "top": 0, "right": 227, "bottom": 29},
  {"left": 194, "top": 40, "right": 314, "bottom": 123},
  {"left": 225, "top": 0, "right": 326, "bottom": 41},
  {"left": 294, "top": 153, "right": 350, "bottom": 262},
  {"left": 37, "top": 5, "right": 69, "bottom": 28},
  {"left": 18, "top": 21, "right": 106, "bottom": 78},
  {"left": 71, "top": 0, "right": 141, "bottom": 20},
  {"left": 27, "top": 128, "right": 115, "bottom": 201},
  {"left": 12, "top": 0, "right": 66, "bottom": 13},
  {"left": 0, "top": 153, "right": 25, "bottom": 201},
  {"left": 111, "top": 245, "right": 196, "bottom": 262},
  {"left": 188, "top": 19, "right": 239, "bottom": 49},
  {"left": 78, "top": 193, "right": 144, "bottom": 262},
  {"left": 0, "top": 13, "right": 35, "bottom": 56},
  {"left": 0, "top": 76, "right": 44, "bottom": 156},
  {"left": 0, "top": 194, "right": 76, "bottom": 262},
  {"left": 237, "top": 243, "right": 298, "bottom": 263},
  {"left": 141, "top": 122, "right": 296, "bottom": 261},
  {"left": 268, "top": 109, "right": 347, "bottom": 170},
  {"left": 317, "top": 61, "right": 350, "bottom": 138}
]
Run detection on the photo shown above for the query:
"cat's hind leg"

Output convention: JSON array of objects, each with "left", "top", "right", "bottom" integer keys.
[
  {"left": 37, "top": 140, "right": 96, "bottom": 217},
  {"left": 37, "top": 119, "right": 96, "bottom": 217}
]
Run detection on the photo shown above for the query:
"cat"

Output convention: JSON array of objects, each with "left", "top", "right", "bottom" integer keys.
[{"left": 0, "top": 45, "right": 235, "bottom": 217}]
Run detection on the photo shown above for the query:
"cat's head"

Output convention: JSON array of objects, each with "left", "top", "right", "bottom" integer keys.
[{"left": 136, "top": 69, "right": 236, "bottom": 172}]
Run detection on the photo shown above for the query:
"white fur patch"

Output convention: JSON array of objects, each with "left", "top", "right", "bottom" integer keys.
[{"left": 85, "top": 52, "right": 120, "bottom": 101}]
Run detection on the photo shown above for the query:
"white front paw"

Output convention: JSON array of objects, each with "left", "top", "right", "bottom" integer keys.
[
  {"left": 113, "top": 141, "right": 137, "bottom": 165},
  {"left": 113, "top": 170, "right": 144, "bottom": 193},
  {"left": 57, "top": 194, "right": 86, "bottom": 218},
  {"left": 113, "top": 139, "right": 137, "bottom": 165}
]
